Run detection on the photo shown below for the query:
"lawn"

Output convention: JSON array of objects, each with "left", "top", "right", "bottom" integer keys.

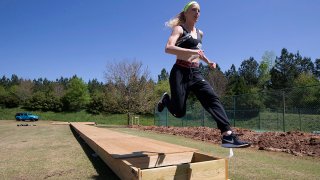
[
  {"left": 0, "top": 120, "right": 119, "bottom": 180},
  {"left": 0, "top": 107, "right": 154, "bottom": 126},
  {"left": 0, "top": 120, "right": 319, "bottom": 180},
  {"left": 155, "top": 109, "right": 320, "bottom": 133},
  {"left": 113, "top": 127, "right": 320, "bottom": 180}
]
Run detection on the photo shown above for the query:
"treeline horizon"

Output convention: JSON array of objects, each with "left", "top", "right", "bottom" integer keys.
[{"left": 1, "top": 48, "right": 320, "bottom": 115}]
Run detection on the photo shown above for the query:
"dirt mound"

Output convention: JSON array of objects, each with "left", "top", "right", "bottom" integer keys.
[{"left": 135, "top": 126, "right": 320, "bottom": 157}]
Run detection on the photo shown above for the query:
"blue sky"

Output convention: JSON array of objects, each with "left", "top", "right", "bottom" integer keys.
[{"left": 1, "top": 0, "right": 319, "bottom": 82}]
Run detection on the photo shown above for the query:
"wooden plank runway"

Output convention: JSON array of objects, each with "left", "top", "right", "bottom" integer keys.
[
  {"left": 70, "top": 123, "right": 227, "bottom": 179},
  {"left": 71, "top": 122, "right": 197, "bottom": 159}
]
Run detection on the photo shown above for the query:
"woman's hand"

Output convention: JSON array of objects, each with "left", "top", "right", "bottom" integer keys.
[
  {"left": 197, "top": 50, "right": 216, "bottom": 69},
  {"left": 197, "top": 50, "right": 205, "bottom": 59},
  {"left": 208, "top": 61, "right": 216, "bottom": 69}
]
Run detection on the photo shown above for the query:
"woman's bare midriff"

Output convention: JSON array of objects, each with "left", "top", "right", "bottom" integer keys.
[{"left": 176, "top": 54, "right": 200, "bottom": 64}]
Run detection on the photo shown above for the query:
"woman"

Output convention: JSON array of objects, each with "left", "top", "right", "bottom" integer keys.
[{"left": 158, "top": 1, "right": 250, "bottom": 148}]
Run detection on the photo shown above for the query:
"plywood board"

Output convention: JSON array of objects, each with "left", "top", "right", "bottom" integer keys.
[
  {"left": 71, "top": 123, "right": 197, "bottom": 159},
  {"left": 70, "top": 123, "right": 228, "bottom": 180},
  {"left": 140, "top": 158, "right": 227, "bottom": 180}
]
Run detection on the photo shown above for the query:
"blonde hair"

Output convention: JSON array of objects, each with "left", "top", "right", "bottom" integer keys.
[
  {"left": 165, "top": 1, "right": 199, "bottom": 29},
  {"left": 165, "top": 11, "right": 185, "bottom": 29}
]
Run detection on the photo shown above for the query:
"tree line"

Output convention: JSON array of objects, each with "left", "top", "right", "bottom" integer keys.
[{"left": 1, "top": 48, "right": 319, "bottom": 115}]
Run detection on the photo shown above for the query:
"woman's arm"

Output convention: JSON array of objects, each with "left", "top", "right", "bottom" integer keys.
[
  {"left": 197, "top": 30, "right": 216, "bottom": 69},
  {"left": 198, "top": 51, "right": 216, "bottom": 69},
  {"left": 165, "top": 26, "right": 198, "bottom": 57}
]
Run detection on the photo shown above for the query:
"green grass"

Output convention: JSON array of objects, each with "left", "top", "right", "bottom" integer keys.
[
  {"left": 0, "top": 120, "right": 119, "bottom": 179},
  {"left": 155, "top": 108, "right": 320, "bottom": 132},
  {"left": 0, "top": 107, "right": 154, "bottom": 125},
  {"left": 232, "top": 111, "right": 320, "bottom": 132},
  {"left": 111, "top": 127, "right": 320, "bottom": 180},
  {"left": 3, "top": 107, "right": 320, "bottom": 133},
  {"left": 1, "top": 120, "right": 319, "bottom": 180}
]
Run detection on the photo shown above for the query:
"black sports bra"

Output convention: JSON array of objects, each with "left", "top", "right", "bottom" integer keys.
[{"left": 175, "top": 25, "right": 202, "bottom": 50}]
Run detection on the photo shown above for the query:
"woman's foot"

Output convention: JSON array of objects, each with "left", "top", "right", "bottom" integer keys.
[
  {"left": 221, "top": 133, "right": 251, "bottom": 148},
  {"left": 157, "top": 92, "right": 169, "bottom": 112}
]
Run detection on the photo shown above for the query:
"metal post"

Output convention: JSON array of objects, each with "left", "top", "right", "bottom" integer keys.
[
  {"left": 282, "top": 91, "right": 286, "bottom": 132},
  {"left": 154, "top": 108, "right": 156, "bottom": 126},
  {"left": 165, "top": 108, "right": 168, "bottom": 127},
  {"left": 299, "top": 108, "right": 302, "bottom": 131},
  {"left": 202, "top": 107, "right": 205, "bottom": 127},
  {"left": 276, "top": 108, "right": 279, "bottom": 130},
  {"left": 277, "top": 109, "right": 279, "bottom": 130},
  {"left": 233, "top": 96, "right": 236, "bottom": 127},
  {"left": 258, "top": 109, "right": 261, "bottom": 130},
  {"left": 182, "top": 117, "right": 183, "bottom": 127}
]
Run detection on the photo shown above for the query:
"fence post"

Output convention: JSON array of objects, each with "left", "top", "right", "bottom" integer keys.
[
  {"left": 258, "top": 109, "right": 261, "bottom": 130},
  {"left": 282, "top": 91, "right": 286, "bottom": 132},
  {"left": 154, "top": 108, "right": 156, "bottom": 126},
  {"left": 165, "top": 108, "right": 168, "bottom": 127},
  {"left": 185, "top": 113, "right": 188, "bottom": 126},
  {"left": 182, "top": 117, "right": 183, "bottom": 127},
  {"left": 202, "top": 107, "right": 205, "bottom": 127},
  {"left": 233, "top": 96, "right": 236, "bottom": 127},
  {"left": 299, "top": 108, "right": 302, "bottom": 131},
  {"left": 277, "top": 109, "right": 279, "bottom": 130}
]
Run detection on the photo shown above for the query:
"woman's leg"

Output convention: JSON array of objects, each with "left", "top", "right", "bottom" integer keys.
[
  {"left": 191, "top": 78, "right": 231, "bottom": 133},
  {"left": 191, "top": 73, "right": 250, "bottom": 148},
  {"left": 160, "top": 65, "right": 189, "bottom": 118}
]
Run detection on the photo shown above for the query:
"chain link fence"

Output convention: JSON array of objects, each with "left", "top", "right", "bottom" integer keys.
[{"left": 155, "top": 85, "right": 320, "bottom": 132}]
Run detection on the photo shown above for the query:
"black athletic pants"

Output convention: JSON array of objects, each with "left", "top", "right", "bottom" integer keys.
[{"left": 163, "top": 64, "right": 231, "bottom": 133}]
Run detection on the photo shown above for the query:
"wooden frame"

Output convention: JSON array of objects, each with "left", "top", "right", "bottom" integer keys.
[{"left": 70, "top": 123, "right": 228, "bottom": 180}]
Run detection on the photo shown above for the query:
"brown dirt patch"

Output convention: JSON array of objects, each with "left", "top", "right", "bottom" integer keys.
[{"left": 134, "top": 126, "right": 320, "bottom": 157}]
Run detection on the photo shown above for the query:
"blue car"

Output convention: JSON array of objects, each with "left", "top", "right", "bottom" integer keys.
[{"left": 15, "top": 112, "right": 39, "bottom": 121}]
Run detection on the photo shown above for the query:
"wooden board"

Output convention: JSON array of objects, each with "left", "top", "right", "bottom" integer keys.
[
  {"left": 71, "top": 122, "right": 197, "bottom": 159},
  {"left": 70, "top": 123, "right": 228, "bottom": 180},
  {"left": 51, "top": 121, "right": 96, "bottom": 125},
  {"left": 140, "top": 157, "right": 227, "bottom": 180}
]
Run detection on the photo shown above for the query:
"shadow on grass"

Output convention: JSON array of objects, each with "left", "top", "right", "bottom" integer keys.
[{"left": 70, "top": 127, "right": 120, "bottom": 180}]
